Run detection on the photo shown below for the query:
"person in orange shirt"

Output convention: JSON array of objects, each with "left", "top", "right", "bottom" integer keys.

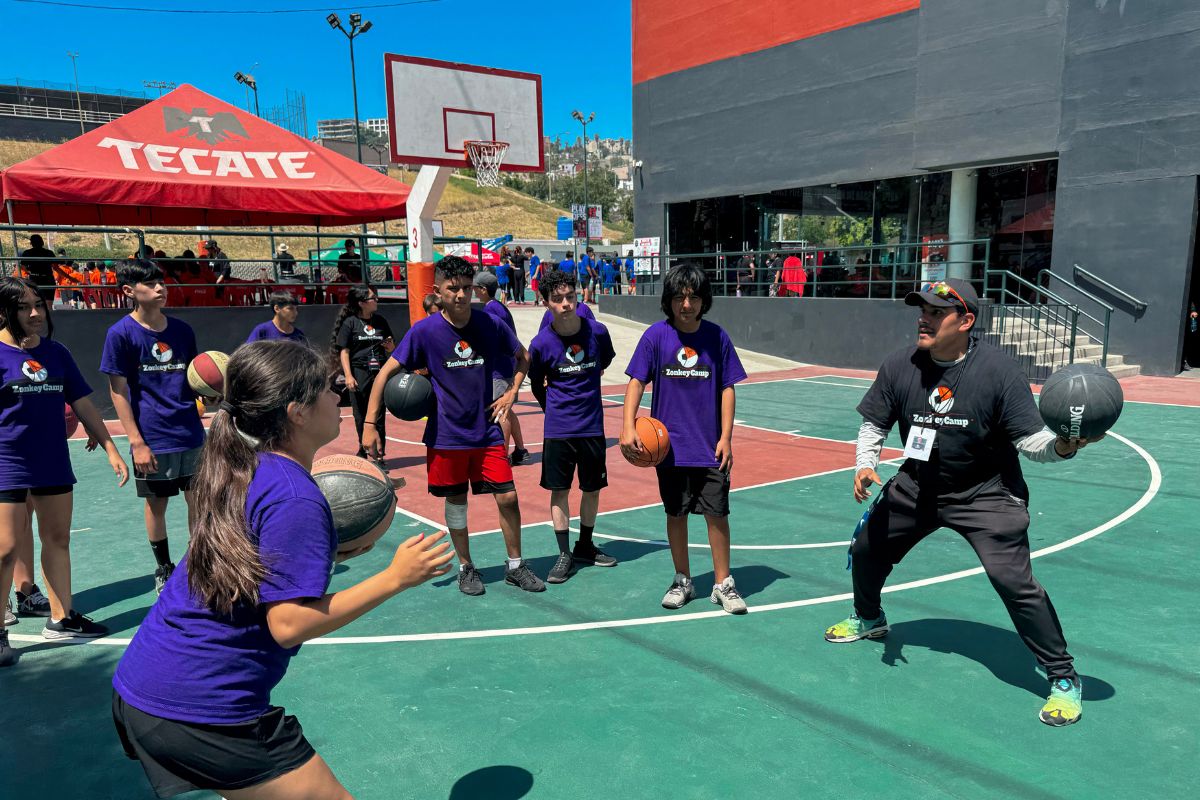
[
  {"left": 84, "top": 261, "right": 105, "bottom": 308},
  {"left": 52, "top": 258, "right": 86, "bottom": 309}
]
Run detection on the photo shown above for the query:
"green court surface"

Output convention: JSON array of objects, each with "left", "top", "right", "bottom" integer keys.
[{"left": 1, "top": 376, "right": 1196, "bottom": 799}]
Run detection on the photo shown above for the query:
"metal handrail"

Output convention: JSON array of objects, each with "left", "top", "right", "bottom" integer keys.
[
  {"left": 984, "top": 268, "right": 1073, "bottom": 306},
  {"left": 1072, "top": 263, "right": 1147, "bottom": 313},
  {"left": 0, "top": 102, "right": 122, "bottom": 124},
  {"left": 1040, "top": 269, "right": 1113, "bottom": 365},
  {"left": 983, "top": 269, "right": 1082, "bottom": 368}
]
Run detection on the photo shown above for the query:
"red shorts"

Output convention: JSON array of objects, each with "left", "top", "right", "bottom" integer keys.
[
  {"left": 426, "top": 445, "right": 514, "bottom": 496},
  {"left": 530, "top": 278, "right": 539, "bottom": 295}
]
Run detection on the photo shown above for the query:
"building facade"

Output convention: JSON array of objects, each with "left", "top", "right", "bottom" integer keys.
[
  {"left": 632, "top": 0, "right": 1200, "bottom": 375},
  {"left": 315, "top": 117, "right": 389, "bottom": 142}
]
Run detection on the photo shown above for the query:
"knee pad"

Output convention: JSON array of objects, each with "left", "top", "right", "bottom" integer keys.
[{"left": 444, "top": 499, "right": 468, "bottom": 529}]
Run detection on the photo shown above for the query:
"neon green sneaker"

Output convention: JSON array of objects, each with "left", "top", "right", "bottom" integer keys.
[
  {"left": 1039, "top": 677, "right": 1082, "bottom": 726},
  {"left": 824, "top": 612, "right": 889, "bottom": 643}
]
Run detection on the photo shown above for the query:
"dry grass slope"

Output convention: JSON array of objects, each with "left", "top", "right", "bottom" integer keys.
[{"left": 0, "top": 140, "right": 629, "bottom": 259}]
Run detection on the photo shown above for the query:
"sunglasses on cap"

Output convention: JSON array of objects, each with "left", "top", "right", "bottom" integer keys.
[{"left": 920, "top": 281, "right": 969, "bottom": 313}]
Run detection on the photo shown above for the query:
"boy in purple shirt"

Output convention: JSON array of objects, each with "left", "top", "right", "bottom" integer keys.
[
  {"left": 101, "top": 260, "right": 207, "bottom": 594},
  {"left": 621, "top": 263, "right": 748, "bottom": 613},
  {"left": 539, "top": 299, "right": 594, "bottom": 331},
  {"left": 113, "top": 340, "right": 452, "bottom": 798},
  {"left": 364, "top": 256, "right": 545, "bottom": 596},
  {"left": 529, "top": 269, "right": 618, "bottom": 583},
  {"left": 246, "top": 291, "right": 307, "bottom": 345},
  {"left": 473, "top": 271, "right": 529, "bottom": 466}
]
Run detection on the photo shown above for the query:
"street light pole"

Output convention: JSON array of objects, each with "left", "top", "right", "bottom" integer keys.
[
  {"left": 67, "top": 51, "right": 84, "bottom": 136},
  {"left": 234, "top": 72, "right": 260, "bottom": 117},
  {"left": 572, "top": 110, "right": 596, "bottom": 253},
  {"left": 327, "top": 12, "right": 373, "bottom": 165}
]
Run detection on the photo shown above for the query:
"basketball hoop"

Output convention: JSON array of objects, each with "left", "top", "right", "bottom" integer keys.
[{"left": 464, "top": 140, "right": 509, "bottom": 187}]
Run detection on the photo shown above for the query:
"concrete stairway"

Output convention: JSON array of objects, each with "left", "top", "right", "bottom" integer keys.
[{"left": 983, "top": 313, "right": 1141, "bottom": 380}]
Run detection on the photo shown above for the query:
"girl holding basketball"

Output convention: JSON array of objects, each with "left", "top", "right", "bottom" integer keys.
[
  {"left": 0, "top": 277, "right": 129, "bottom": 665},
  {"left": 112, "top": 340, "right": 452, "bottom": 798},
  {"left": 330, "top": 287, "right": 395, "bottom": 463},
  {"left": 620, "top": 264, "right": 748, "bottom": 614}
]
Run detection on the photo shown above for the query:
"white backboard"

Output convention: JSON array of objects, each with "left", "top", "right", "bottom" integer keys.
[{"left": 384, "top": 54, "right": 544, "bottom": 172}]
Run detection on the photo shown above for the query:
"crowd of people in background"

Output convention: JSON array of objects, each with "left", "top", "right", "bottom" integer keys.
[{"left": 493, "top": 245, "right": 637, "bottom": 307}]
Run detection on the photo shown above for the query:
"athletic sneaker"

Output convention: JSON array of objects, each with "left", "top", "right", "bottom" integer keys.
[
  {"left": 458, "top": 564, "right": 485, "bottom": 596},
  {"left": 16, "top": 585, "right": 51, "bottom": 617},
  {"left": 504, "top": 560, "right": 546, "bottom": 592},
  {"left": 4, "top": 601, "right": 16, "bottom": 627},
  {"left": 661, "top": 573, "right": 695, "bottom": 609},
  {"left": 573, "top": 541, "right": 618, "bottom": 567},
  {"left": 547, "top": 552, "right": 575, "bottom": 584},
  {"left": 0, "top": 630, "right": 15, "bottom": 667},
  {"left": 710, "top": 575, "right": 748, "bottom": 614},
  {"left": 1039, "top": 677, "right": 1083, "bottom": 727},
  {"left": 510, "top": 447, "right": 529, "bottom": 466},
  {"left": 824, "top": 612, "right": 890, "bottom": 642},
  {"left": 154, "top": 562, "right": 175, "bottom": 595},
  {"left": 43, "top": 610, "right": 109, "bottom": 640}
]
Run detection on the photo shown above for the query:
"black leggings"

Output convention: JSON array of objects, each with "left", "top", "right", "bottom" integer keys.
[
  {"left": 851, "top": 473, "right": 1074, "bottom": 681},
  {"left": 510, "top": 268, "right": 526, "bottom": 301},
  {"left": 348, "top": 367, "right": 385, "bottom": 456}
]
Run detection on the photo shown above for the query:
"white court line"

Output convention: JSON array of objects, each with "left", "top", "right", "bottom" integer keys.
[
  {"left": 11, "top": 432, "right": 1157, "bottom": 647},
  {"left": 793, "top": 378, "right": 876, "bottom": 390}
]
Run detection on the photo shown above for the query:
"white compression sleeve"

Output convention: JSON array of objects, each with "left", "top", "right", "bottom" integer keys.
[
  {"left": 1015, "top": 428, "right": 1069, "bottom": 463},
  {"left": 856, "top": 420, "right": 888, "bottom": 471}
]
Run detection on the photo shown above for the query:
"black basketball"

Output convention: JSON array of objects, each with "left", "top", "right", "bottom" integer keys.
[
  {"left": 311, "top": 455, "right": 397, "bottom": 553},
  {"left": 1038, "top": 363, "right": 1124, "bottom": 440},
  {"left": 384, "top": 371, "right": 434, "bottom": 421}
]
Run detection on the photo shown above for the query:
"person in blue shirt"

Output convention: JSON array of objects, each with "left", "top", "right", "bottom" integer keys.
[
  {"left": 624, "top": 257, "right": 636, "bottom": 295},
  {"left": 579, "top": 247, "right": 598, "bottom": 304},
  {"left": 527, "top": 247, "right": 543, "bottom": 307},
  {"left": 559, "top": 254, "right": 576, "bottom": 279},
  {"left": 495, "top": 256, "right": 511, "bottom": 304}
]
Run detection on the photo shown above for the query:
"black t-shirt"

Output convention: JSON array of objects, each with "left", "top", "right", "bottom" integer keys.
[
  {"left": 857, "top": 340, "right": 1045, "bottom": 498},
  {"left": 209, "top": 252, "right": 231, "bottom": 280},
  {"left": 20, "top": 246, "right": 57, "bottom": 286},
  {"left": 510, "top": 252, "right": 527, "bottom": 272},
  {"left": 337, "top": 251, "right": 363, "bottom": 282},
  {"left": 336, "top": 313, "right": 394, "bottom": 371},
  {"left": 274, "top": 252, "right": 297, "bottom": 277}
]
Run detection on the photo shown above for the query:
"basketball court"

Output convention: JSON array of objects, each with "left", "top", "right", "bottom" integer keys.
[{"left": 2, "top": 354, "right": 1196, "bottom": 799}]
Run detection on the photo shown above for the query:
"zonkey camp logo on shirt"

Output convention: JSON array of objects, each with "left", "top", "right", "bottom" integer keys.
[
  {"left": 10, "top": 359, "right": 63, "bottom": 395},
  {"left": 444, "top": 339, "right": 485, "bottom": 369},
  {"left": 142, "top": 340, "right": 186, "bottom": 373},
  {"left": 662, "top": 346, "right": 711, "bottom": 380},
  {"left": 557, "top": 343, "right": 597, "bottom": 375},
  {"left": 20, "top": 359, "right": 47, "bottom": 382},
  {"left": 911, "top": 384, "right": 970, "bottom": 428},
  {"left": 361, "top": 324, "right": 379, "bottom": 338},
  {"left": 928, "top": 385, "right": 955, "bottom": 414}
]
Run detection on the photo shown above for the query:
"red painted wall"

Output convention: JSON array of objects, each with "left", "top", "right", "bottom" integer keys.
[{"left": 633, "top": 0, "right": 920, "bottom": 84}]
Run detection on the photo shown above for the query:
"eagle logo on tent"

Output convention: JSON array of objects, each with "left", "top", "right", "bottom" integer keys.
[
  {"left": 565, "top": 343, "right": 585, "bottom": 364},
  {"left": 152, "top": 341, "right": 174, "bottom": 363},
  {"left": 676, "top": 346, "right": 699, "bottom": 369},
  {"left": 164, "top": 107, "right": 248, "bottom": 146},
  {"left": 928, "top": 385, "right": 955, "bottom": 414},
  {"left": 20, "top": 359, "right": 47, "bottom": 382},
  {"left": 454, "top": 340, "right": 474, "bottom": 359}
]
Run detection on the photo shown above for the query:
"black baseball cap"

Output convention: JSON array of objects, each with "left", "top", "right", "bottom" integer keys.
[{"left": 905, "top": 278, "right": 979, "bottom": 315}]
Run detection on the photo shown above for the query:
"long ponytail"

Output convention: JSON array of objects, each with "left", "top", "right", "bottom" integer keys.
[{"left": 187, "top": 340, "right": 328, "bottom": 614}]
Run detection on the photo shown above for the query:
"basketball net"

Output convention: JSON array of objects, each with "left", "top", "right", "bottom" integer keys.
[{"left": 464, "top": 140, "right": 509, "bottom": 187}]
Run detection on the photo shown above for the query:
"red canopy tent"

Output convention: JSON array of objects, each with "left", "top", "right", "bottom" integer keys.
[
  {"left": 0, "top": 84, "right": 408, "bottom": 226},
  {"left": 453, "top": 242, "right": 501, "bottom": 267}
]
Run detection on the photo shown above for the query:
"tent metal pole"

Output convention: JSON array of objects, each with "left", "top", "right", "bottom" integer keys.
[{"left": 5, "top": 201, "right": 18, "bottom": 276}]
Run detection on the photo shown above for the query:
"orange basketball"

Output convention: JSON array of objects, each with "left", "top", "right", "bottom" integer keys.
[
  {"left": 187, "top": 351, "right": 229, "bottom": 399},
  {"left": 624, "top": 416, "right": 670, "bottom": 468},
  {"left": 64, "top": 403, "right": 79, "bottom": 438},
  {"left": 311, "top": 455, "right": 397, "bottom": 555}
]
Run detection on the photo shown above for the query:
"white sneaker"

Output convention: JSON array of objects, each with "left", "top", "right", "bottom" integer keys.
[
  {"left": 661, "top": 572, "right": 695, "bottom": 609},
  {"left": 710, "top": 575, "right": 748, "bottom": 615}
]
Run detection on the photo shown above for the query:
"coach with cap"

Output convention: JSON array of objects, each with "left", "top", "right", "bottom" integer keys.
[{"left": 821, "top": 277, "right": 1102, "bottom": 728}]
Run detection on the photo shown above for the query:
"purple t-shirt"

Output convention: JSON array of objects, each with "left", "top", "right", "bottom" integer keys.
[
  {"left": 528, "top": 318, "right": 615, "bottom": 439},
  {"left": 113, "top": 453, "right": 338, "bottom": 724},
  {"left": 483, "top": 299, "right": 517, "bottom": 381},
  {"left": 100, "top": 315, "right": 205, "bottom": 454},
  {"left": 392, "top": 310, "right": 521, "bottom": 449},
  {"left": 625, "top": 319, "right": 747, "bottom": 468},
  {"left": 0, "top": 339, "right": 91, "bottom": 491},
  {"left": 539, "top": 301, "right": 594, "bottom": 331},
  {"left": 246, "top": 321, "right": 307, "bottom": 345}
]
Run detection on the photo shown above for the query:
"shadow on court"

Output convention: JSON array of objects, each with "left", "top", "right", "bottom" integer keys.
[
  {"left": 448, "top": 765, "right": 534, "bottom": 799},
  {"left": 879, "top": 619, "right": 1116, "bottom": 699}
]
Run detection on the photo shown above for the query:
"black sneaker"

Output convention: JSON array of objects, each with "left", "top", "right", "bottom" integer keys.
[
  {"left": 154, "top": 562, "right": 175, "bottom": 595},
  {"left": 573, "top": 541, "right": 618, "bottom": 567},
  {"left": 504, "top": 560, "right": 546, "bottom": 592},
  {"left": 16, "top": 585, "right": 52, "bottom": 617},
  {"left": 509, "top": 448, "right": 529, "bottom": 466},
  {"left": 4, "top": 600, "right": 16, "bottom": 627},
  {"left": 43, "top": 610, "right": 108, "bottom": 640},
  {"left": 457, "top": 564, "right": 486, "bottom": 596},
  {"left": 546, "top": 552, "right": 575, "bottom": 584},
  {"left": 0, "top": 630, "right": 15, "bottom": 667}
]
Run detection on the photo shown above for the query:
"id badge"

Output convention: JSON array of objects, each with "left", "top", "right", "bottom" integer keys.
[{"left": 903, "top": 426, "right": 936, "bottom": 461}]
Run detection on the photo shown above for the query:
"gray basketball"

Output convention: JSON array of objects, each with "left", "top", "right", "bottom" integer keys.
[{"left": 1038, "top": 363, "right": 1123, "bottom": 440}]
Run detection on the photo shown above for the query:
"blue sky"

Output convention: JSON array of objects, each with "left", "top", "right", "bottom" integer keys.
[{"left": 0, "top": 0, "right": 633, "bottom": 140}]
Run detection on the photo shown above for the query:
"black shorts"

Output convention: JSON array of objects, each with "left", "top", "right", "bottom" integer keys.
[
  {"left": 656, "top": 466, "right": 730, "bottom": 517},
  {"left": 135, "top": 447, "right": 201, "bottom": 499},
  {"left": 112, "top": 692, "right": 315, "bottom": 799},
  {"left": 540, "top": 436, "right": 608, "bottom": 492},
  {"left": 0, "top": 484, "right": 72, "bottom": 503}
]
